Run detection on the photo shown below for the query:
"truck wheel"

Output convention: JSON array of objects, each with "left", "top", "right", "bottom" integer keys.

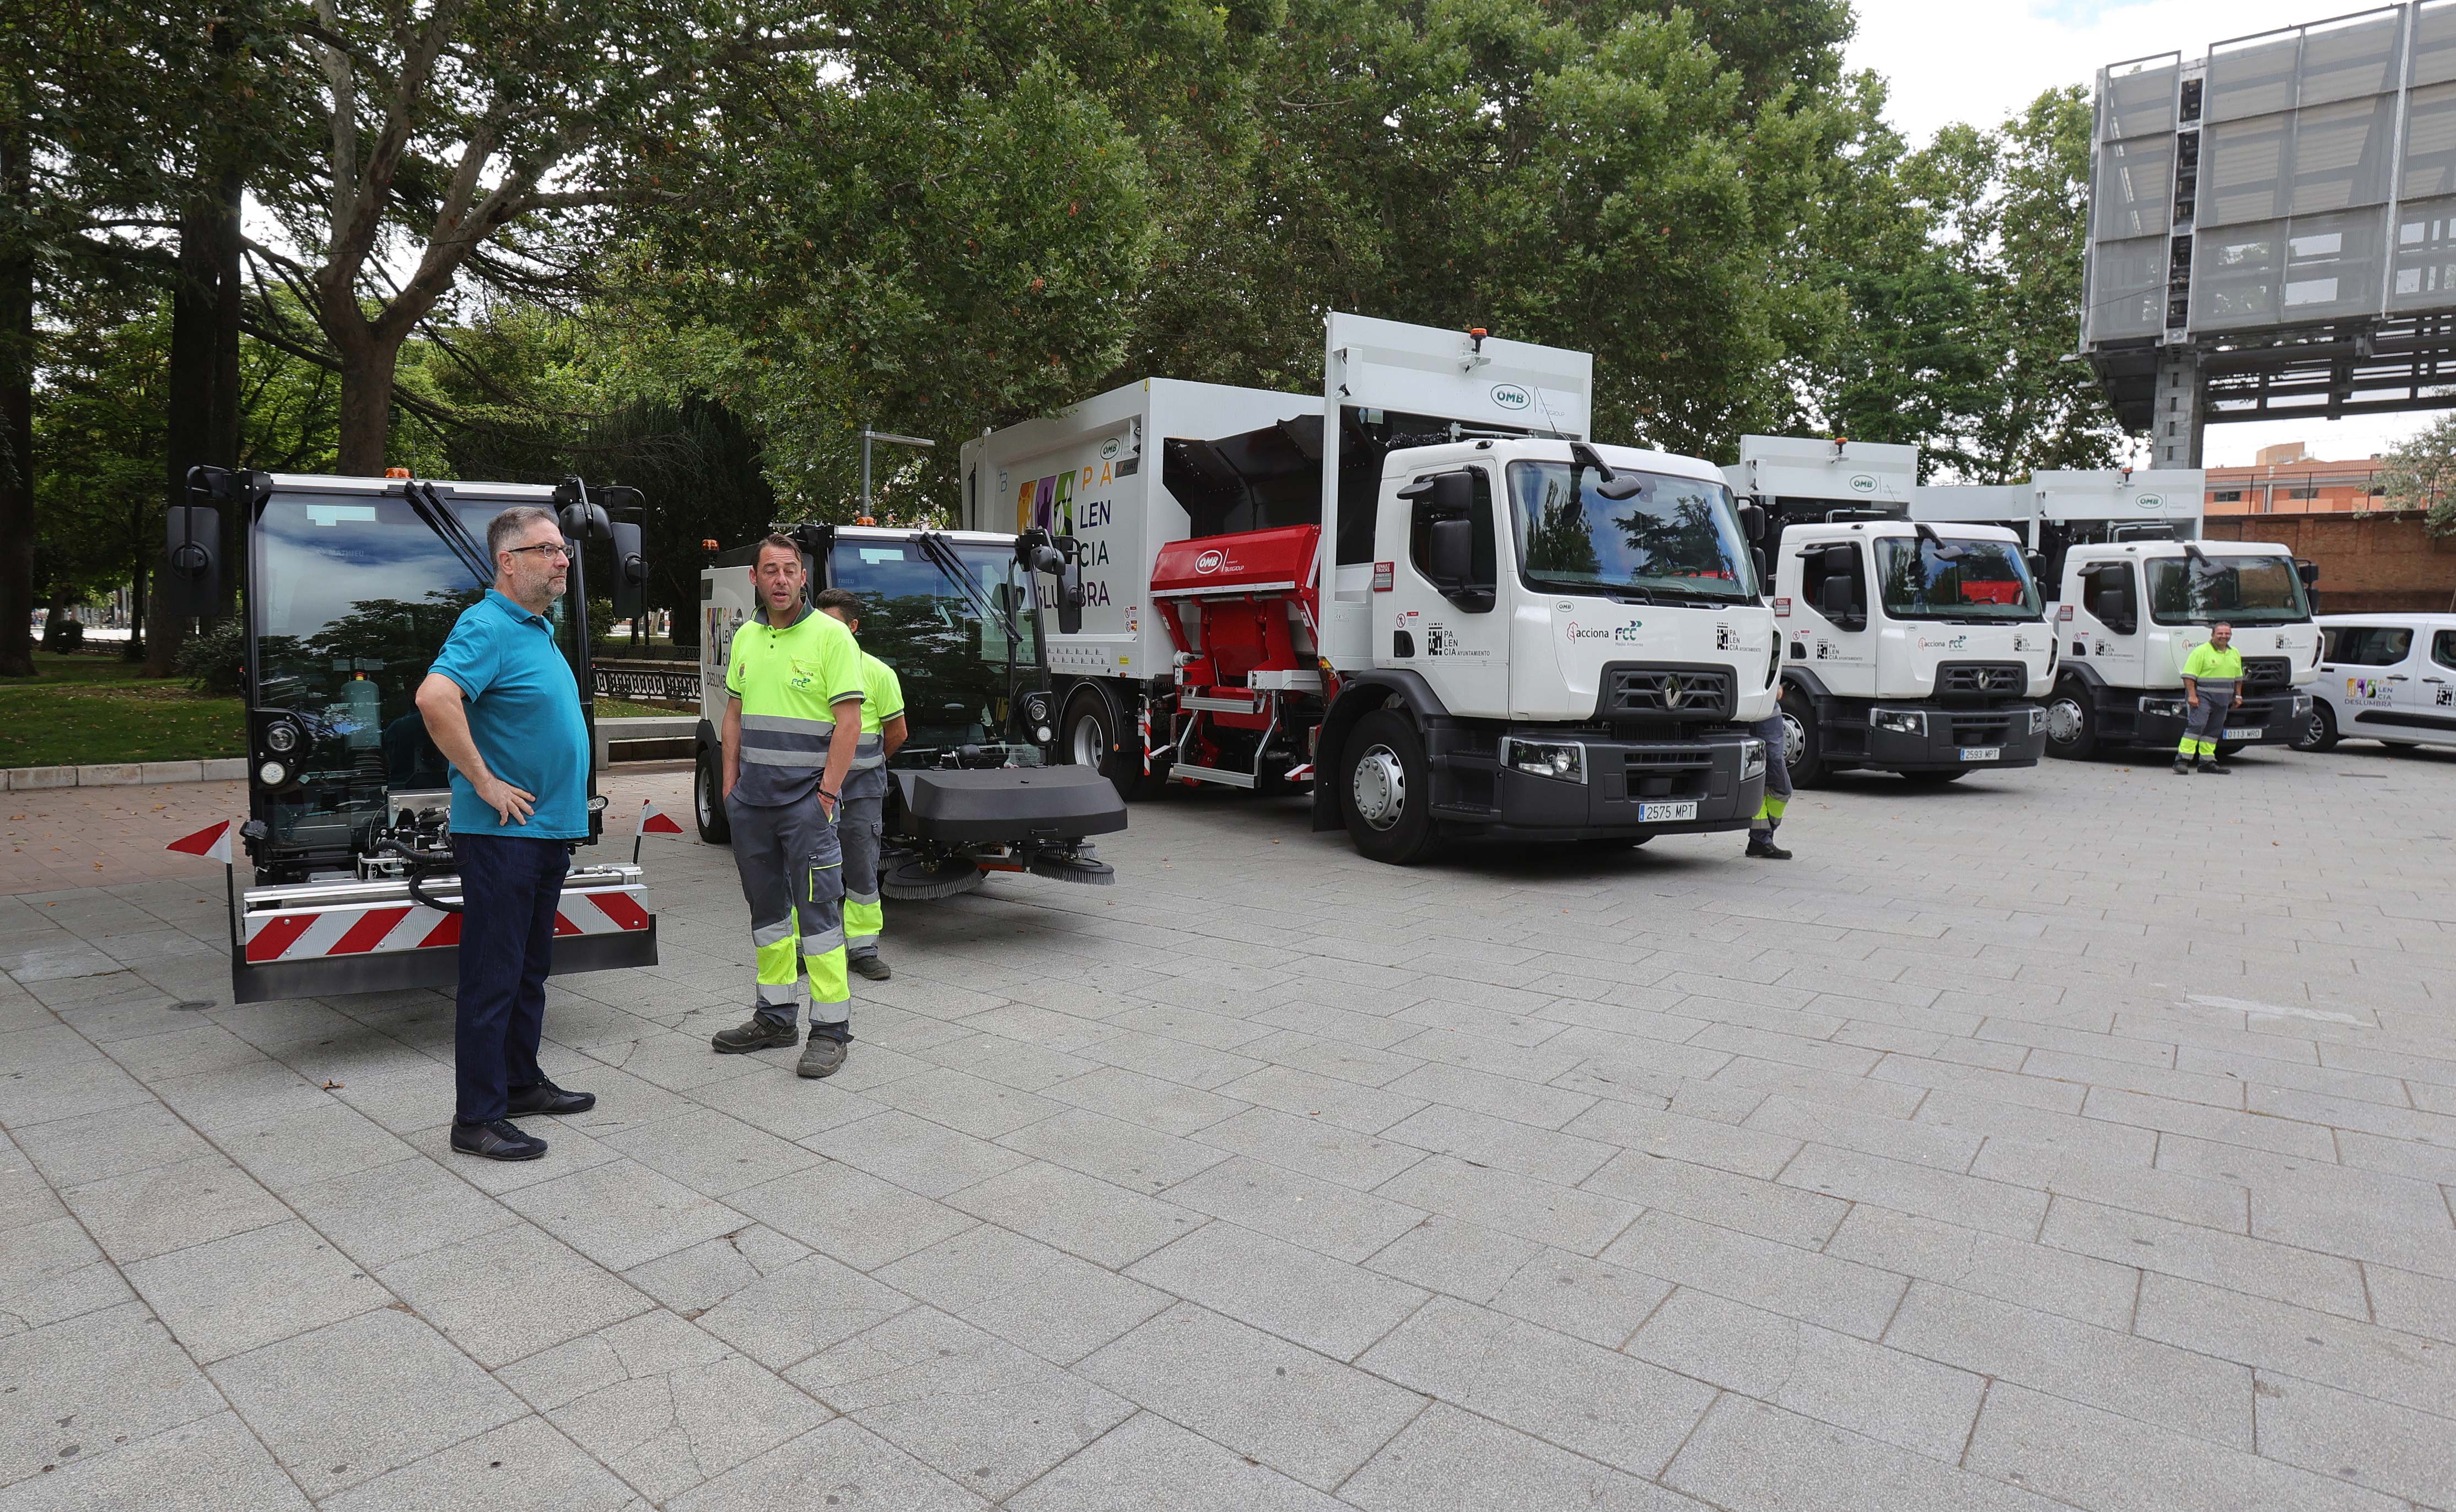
[
  {"left": 2043, "top": 679, "right": 2099, "bottom": 760},
  {"left": 2292, "top": 702, "right": 2339, "bottom": 752},
  {"left": 694, "top": 748, "right": 731, "bottom": 845},
  {"left": 1342, "top": 709, "right": 1440, "bottom": 865},
  {"left": 1062, "top": 687, "right": 1141, "bottom": 800},
  {"left": 1779, "top": 687, "right": 1829, "bottom": 787}
]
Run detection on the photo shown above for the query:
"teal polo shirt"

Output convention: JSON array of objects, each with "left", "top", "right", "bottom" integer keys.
[{"left": 429, "top": 590, "right": 590, "bottom": 839}]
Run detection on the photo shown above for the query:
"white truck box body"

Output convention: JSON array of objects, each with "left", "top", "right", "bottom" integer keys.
[{"left": 1725, "top": 436, "right": 1918, "bottom": 511}]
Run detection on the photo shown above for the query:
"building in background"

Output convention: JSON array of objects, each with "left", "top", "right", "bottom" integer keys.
[{"left": 2204, "top": 442, "right": 2387, "bottom": 517}]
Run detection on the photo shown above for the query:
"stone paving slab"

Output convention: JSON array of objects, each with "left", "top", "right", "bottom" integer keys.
[{"left": 2, "top": 750, "right": 2456, "bottom": 1507}]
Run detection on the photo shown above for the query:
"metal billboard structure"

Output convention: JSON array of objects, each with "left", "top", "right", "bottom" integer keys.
[{"left": 2082, "top": 3, "right": 2456, "bottom": 466}]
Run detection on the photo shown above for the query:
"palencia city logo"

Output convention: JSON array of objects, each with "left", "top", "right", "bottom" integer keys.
[{"left": 1566, "top": 620, "right": 1645, "bottom": 643}]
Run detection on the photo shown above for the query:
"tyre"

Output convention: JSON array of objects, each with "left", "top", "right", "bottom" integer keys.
[
  {"left": 1062, "top": 685, "right": 1143, "bottom": 800},
  {"left": 1341, "top": 709, "right": 1441, "bottom": 865},
  {"left": 1779, "top": 685, "right": 1829, "bottom": 787},
  {"left": 1898, "top": 768, "right": 1969, "bottom": 785},
  {"left": 2043, "top": 678, "right": 2100, "bottom": 760},
  {"left": 693, "top": 746, "right": 731, "bottom": 845},
  {"left": 2292, "top": 701, "right": 2339, "bottom": 752}
]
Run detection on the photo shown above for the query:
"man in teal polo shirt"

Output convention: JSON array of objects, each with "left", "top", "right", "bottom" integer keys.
[{"left": 416, "top": 505, "right": 600, "bottom": 1161}]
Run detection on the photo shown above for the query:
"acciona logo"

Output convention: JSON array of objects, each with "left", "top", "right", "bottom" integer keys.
[
  {"left": 1194, "top": 549, "right": 1226, "bottom": 575},
  {"left": 1490, "top": 384, "right": 1532, "bottom": 411}
]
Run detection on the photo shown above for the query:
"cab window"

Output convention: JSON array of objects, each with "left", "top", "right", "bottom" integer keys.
[
  {"left": 1407, "top": 468, "right": 1497, "bottom": 612},
  {"left": 1798, "top": 543, "right": 1865, "bottom": 618},
  {"left": 2434, "top": 630, "right": 2456, "bottom": 671},
  {"left": 2078, "top": 562, "right": 2137, "bottom": 627},
  {"left": 2323, "top": 626, "right": 2412, "bottom": 666}
]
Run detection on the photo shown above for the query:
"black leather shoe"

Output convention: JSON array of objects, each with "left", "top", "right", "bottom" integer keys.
[
  {"left": 451, "top": 1118, "right": 547, "bottom": 1161},
  {"left": 506, "top": 1079, "right": 596, "bottom": 1117}
]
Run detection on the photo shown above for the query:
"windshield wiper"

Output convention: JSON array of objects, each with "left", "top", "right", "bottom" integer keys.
[
  {"left": 406, "top": 481, "right": 494, "bottom": 588},
  {"left": 916, "top": 531, "right": 1025, "bottom": 647}
]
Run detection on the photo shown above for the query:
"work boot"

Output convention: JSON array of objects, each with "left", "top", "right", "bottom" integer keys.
[
  {"left": 850, "top": 953, "right": 892, "bottom": 982},
  {"left": 2172, "top": 756, "right": 2192, "bottom": 774},
  {"left": 798, "top": 1035, "right": 848, "bottom": 1078},
  {"left": 711, "top": 1016, "right": 801, "bottom": 1054},
  {"left": 2200, "top": 760, "right": 2233, "bottom": 775},
  {"left": 1744, "top": 833, "right": 1793, "bottom": 861}
]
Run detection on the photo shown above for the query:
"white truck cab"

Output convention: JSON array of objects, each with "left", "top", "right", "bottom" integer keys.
[
  {"left": 2296, "top": 613, "right": 2456, "bottom": 752},
  {"left": 2043, "top": 539, "right": 2320, "bottom": 759},
  {"left": 1769, "top": 519, "right": 2052, "bottom": 783}
]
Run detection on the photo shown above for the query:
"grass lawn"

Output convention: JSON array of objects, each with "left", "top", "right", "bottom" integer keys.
[
  {"left": 0, "top": 654, "right": 688, "bottom": 769},
  {"left": 0, "top": 654, "right": 243, "bottom": 768}
]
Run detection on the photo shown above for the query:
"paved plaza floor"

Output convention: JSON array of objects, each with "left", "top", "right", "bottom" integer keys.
[{"left": 3, "top": 745, "right": 2455, "bottom": 1510}]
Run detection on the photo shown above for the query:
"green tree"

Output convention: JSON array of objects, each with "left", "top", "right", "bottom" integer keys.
[{"left": 2377, "top": 412, "right": 2456, "bottom": 537}]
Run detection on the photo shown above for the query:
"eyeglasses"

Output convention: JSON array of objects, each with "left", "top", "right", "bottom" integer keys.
[{"left": 505, "top": 543, "right": 573, "bottom": 561}]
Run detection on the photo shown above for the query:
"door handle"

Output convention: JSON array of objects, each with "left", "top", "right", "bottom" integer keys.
[
  {"left": 2425, "top": 677, "right": 2448, "bottom": 684},
  {"left": 2389, "top": 674, "right": 2410, "bottom": 681}
]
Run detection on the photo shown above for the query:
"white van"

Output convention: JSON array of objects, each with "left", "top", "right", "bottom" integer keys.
[{"left": 2295, "top": 613, "right": 2456, "bottom": 751}]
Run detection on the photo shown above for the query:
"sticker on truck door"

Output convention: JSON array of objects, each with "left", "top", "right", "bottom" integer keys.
[{"left": 2346, "top": 677, "right": 2394, "bottom": 705}]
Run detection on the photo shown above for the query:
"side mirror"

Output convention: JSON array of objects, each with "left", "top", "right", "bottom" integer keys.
[
  {"left": 163, "top": 502, "right": 222, "bottom": 619},
  {"left": 1738, "top": 503, "right": 1766, "bottom": 542},
  {"left": 1819, "top": 542, "right": 1856, "bottom": 574},
  {"left": 608, "top": 521, "right": 647, "bottom": 622},
  {"left": 1430, "top": 472, "right": 1474, "bottom": 514},
  {"left": 1751, "top": 547, "right": 1770, "bottom": 595},
  {"left": 1029, "top": 537, "right": 1084, "bottom": 635},
  {"left": 2025, "top": 549, "right": 2046, "bottom": 582},
  {"left": 2296, "top": 559, "right": 2320, "bottom": 586},
  {"left": 557, "top": 500, "right": 612, "bottom": 543},
  {"left": 2091, "top": 586, "right": 2130, "bottom": 628},
  {"left": 1428, "top": 517, "right": 1474, "bottom": 585},
  {"left": 1817, "top": 571, "right": 1856, "bottom": 620}
]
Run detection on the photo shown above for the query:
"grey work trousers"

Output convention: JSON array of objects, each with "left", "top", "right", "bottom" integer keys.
[
  {"left": 838, "top": 793, "right": 885, "bottom": 960},
  {"left": 2181, "top": 679, "right": 2239, "bottom": 759},
  {"left": 726, "top": 786, "right": 850, "bottom": 1038}
]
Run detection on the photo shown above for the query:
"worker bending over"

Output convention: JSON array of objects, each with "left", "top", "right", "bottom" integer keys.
[
  {"left": 2175, "top": 620, "right": 2243, "bottom": 776},
  {"left": 710, "top": 534, "right": 866, "bottom": 1077},
  {"left": 814, "top": 588, "right": 907, "bottom": 980}
]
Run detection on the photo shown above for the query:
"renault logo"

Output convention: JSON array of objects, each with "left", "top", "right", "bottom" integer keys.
[{"left": 1661, "top": 675, "right": 1689, "bottom": 709}]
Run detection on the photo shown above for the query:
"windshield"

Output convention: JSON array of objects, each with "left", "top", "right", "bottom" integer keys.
[
  {"left": 1875, "top": 537, "right": 2041, "bottom": 622},
  {"left": 831, "top": 537, "right": 1041, "bottom": 759},
  {"left": 2146, "top": 555, "right": 2310, "bottom": 625},
  {"left": 251, "top": 492, "right": 546, "bottom": 858},
  {"left": 1506, "top": 461, "right": 1754, "bottom": 602}
]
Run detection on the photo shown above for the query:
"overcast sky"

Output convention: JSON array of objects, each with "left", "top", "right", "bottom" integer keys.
[{"left": 1845, "top": 0, "right": 2425, "bottom": 468}]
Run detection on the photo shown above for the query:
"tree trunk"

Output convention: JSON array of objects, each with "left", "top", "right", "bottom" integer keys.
[
  {"left": 0, "top": 115, "right": 35, "bottom": 679},
  {"left": 333, "top": 328, "right": 403, "bottom": 476},
  {"left": 209, "top": 165, "right": 244, "bottom": 621},
  {"left": 148, "top": 192, "right": 222, "bottom": 676}
]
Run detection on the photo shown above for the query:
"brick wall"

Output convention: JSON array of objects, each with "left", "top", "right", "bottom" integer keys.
[{"left": 2202, "top": 511, "right": 2456, "bottom": 614}]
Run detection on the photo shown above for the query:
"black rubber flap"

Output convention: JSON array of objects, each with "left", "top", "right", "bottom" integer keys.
[{"left": 892, "top": 766, "right": 1128, "bottom": 843}]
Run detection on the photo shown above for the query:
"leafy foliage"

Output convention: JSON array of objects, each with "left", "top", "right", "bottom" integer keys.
[{"left": 2377, "top": 412, "right": 2456, "bottom": 537}]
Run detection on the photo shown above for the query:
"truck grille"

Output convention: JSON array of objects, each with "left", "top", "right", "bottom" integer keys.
[
  {"left": 2241, "top": 657, "right": 2290, "bottom": 692},
  {"left": 1942, "top": 711, "right": 2016, "bottom": 745},
  {"left": 1606, "top": 667, "right": 1733, "bottom": 720},
  {"left": 1938, "top": 663, "right": 2027, "bottom": 696},
  {"left": 1623, "top": 750, "right": 1712, "bottom": 800}
]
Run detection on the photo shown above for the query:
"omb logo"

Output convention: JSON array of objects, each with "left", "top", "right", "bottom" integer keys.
[
  {"left": 1194, "top": 549, "right": 1226, "bottom": 575},
  {"left": 1100, "top": 437, "right": 1122, "bottom": 462},
  {"left": 1490, "top": 384, "right": 1532, "bottom": 412},
  {"left": 1848, "top": 473, "right": 1879, "bottom": 496},
  {"left": 2135, "top": 493, "right": 2164, "bottom": 511}
]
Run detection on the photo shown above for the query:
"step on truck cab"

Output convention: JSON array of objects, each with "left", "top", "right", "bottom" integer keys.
[
  {"left": 1727, "top": 438, "right": 2051, "bottom": 785},
  {"left": 2042, "top": 539, "right": 2320, "bottom": 758},
  {"left": 694, "top": 523, "right": 1125, "bottom": 898},
  {"left": 959, "top": 313, "right": 1778, "bottom": 864},
  {"left": 163, "top": 467, "right": 659, "bottom": 1004}
]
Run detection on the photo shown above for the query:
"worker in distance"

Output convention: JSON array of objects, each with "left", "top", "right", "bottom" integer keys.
[{"left": 812, "top": 588, "right": 908, "bottom": 981}]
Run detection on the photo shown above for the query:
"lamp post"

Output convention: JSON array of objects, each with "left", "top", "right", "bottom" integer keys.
[{"left": 860, "top": 429, "right": 936, "bottom": 520}]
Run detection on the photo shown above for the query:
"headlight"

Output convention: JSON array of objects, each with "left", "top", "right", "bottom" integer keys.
[
  {"left": 1022, "top": 693, "right": 1052, "bottom": 726},
  {"left": 1036, "top": 725, "right": 1054, "bottom": 742},
  {"left": 1742, "top": 738, "right": 1766, "bottom": 780},
  {"left": 1872, "top": 709, "right": 1924, "bottom": 736},
  {"left": 2139, "top": 696, "right": 2185, "bottom": 719},
  {"left": 2293, "top": 693, "right": 2313, "bottom": 716},
  {"left": 2029, "top": 708, "right": 2048, "bottom": 735},
  {"left": 264, "top": 722, "right": 297, "bottom": 754},
  {"left": 257, "top": 760, "right": 288, "bottom": 787},
  {"left": 1504, "top": 737, "right": 1587, "bottom": 784}
]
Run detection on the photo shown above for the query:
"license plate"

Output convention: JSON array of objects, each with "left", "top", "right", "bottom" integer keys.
[
  {"left": 1958, "top": 747, "right": 2000, "bottom": 762},
  {"left": 1638, "top": 801, "right": 1698, "bottom": 822},
  {"left": 2223, "top": 727, "right": 2261, "bottom": 741}
]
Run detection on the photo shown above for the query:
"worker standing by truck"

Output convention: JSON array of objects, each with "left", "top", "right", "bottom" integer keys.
[
  {"left": 710, "top": 535, "right": 868, "bottom": 1077},
  {"left": 814, "top": 588, "right": 908, "bottom": 980},
  {"left": 1746, "top": 711, "right": 1793, "bottom": 860},
  {"left": 2175, "top": 621, "right": 2244, "bottom": 776}
]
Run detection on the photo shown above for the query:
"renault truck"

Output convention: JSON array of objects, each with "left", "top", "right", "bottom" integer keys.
[
  {"left": 1725, "top": 437, "right": 2051, "bottom": 785},
  {"left": 958, "top": 314, "right": 1777, "bottom": 865}
]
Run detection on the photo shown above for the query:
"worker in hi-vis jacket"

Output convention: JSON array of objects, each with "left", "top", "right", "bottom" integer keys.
[
  {"left": 813, "top": 588, "right": 907, "bottom": 980},
  {"left": 2175, "top": 621, "right": 2244, "bottom": 776}
]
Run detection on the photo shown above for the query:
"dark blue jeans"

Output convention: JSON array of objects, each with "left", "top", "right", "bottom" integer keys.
[{"left": 453, "top": 831, "right": 569, "bottom": 1125}]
